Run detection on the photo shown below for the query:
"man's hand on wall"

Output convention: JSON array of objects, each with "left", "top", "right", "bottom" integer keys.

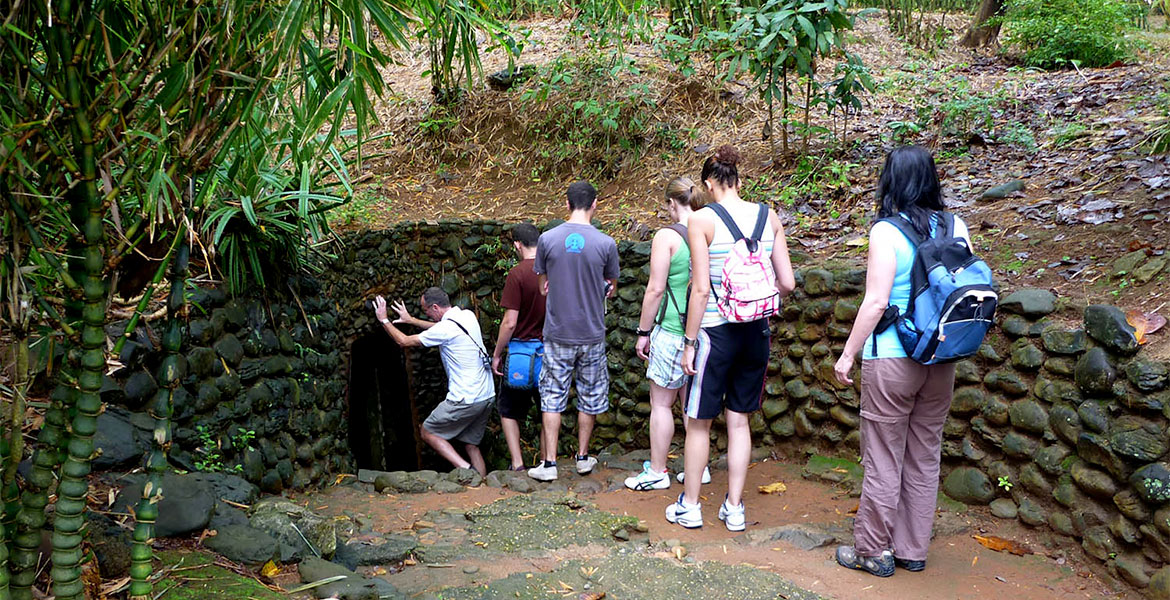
[
  {"left": 391, "top": 299, "right": 412, "bottom": 324},
  {"left": 373, "top": 296, "right": 390, "bottom": 322}
]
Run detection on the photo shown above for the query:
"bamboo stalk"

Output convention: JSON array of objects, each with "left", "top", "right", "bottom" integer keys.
[{"left": 129, "top": 240, "right": 187, "bottom": 600}]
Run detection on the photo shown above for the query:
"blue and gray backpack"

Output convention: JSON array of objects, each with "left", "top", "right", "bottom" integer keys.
[{"left": 874, "top": 212, "right": 998, "bottom": 365}]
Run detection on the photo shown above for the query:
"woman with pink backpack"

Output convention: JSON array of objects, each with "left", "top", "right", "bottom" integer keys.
[{"left": 667, "top": 145, "right": 796, "bottom": 531}]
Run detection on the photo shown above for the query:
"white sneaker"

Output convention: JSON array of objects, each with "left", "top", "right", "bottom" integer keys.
[
  {"left": 527, "top": 462, "right": 558, "bottom": 481},
  {"left": 676, "top": 466, "right": 712, "bottom": 484},
  {"left": 665, "top": 493, "right": 703, "bottom": 528},
  {"left": 625, "top": 464, "right": 671, "bottom": 491},
  {"left": 576, "top": 455, "right": 598, "bottom": 475},
  {"left": 718, "top": 496, "right": 746, "bottom": 532}
]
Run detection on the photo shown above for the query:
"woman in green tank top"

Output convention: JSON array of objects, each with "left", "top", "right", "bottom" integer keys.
[{"left": 624, "top": 178, "right": 710, "bottom": 491}]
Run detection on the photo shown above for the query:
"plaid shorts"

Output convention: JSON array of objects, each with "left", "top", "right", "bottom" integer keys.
[
  {"left": 645, "top": 326, "right": 689, "bottom": 390},
  {"left": 538, "top": 340, "right": 610, "bottom": 415}
]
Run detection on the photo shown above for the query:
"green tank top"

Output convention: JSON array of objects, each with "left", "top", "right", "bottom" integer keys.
[{"left": 658, "top": 239, "right": 691, "bottom": 335}]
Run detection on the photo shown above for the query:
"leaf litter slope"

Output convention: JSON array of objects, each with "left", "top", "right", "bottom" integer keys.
[{"left": 348, "top": 14, "right": 1170, "bottom": 356}]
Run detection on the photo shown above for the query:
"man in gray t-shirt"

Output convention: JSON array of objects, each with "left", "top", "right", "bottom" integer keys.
[{"left": 527, "top": 181, "right": 619, "bottom": 482}]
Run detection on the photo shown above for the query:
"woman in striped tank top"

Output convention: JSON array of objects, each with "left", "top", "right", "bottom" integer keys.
[{"left": 665, "top": 145, "right": 796, "bottom": 532}]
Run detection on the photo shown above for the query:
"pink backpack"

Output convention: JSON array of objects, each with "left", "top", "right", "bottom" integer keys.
[{"left": 708, "top": 203, "right": 780, "bottom": 322}]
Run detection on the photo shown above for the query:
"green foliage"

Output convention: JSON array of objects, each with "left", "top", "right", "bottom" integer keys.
[
  {"left": 193, "top": 426, "right": 254, "bottom": 474},
  {"left": 663, "top": 0, "right": 744, "bottom": 36},
  {"left": 1002, "top": 0, "right": 1137, "bottom": 69},
  {"left": 519, "top": 53, "right": 659, "bottom": 178},
  {"left": 706, "top": 0, "right": 867, "bottom": 156},
  {"left": 414, "top": 0, "right": 514, "bottom": 102},
  {"left": 997, "top": 476, "right": 1013, "bottom": 491},
  {"left": 742, "top": 156, "right": 856, "bottom": 211},
  {"left": 916, "top": 77, "right": 999, "bottom": 140},
  {"left": 1052, "top": 119, "right": 1090, "bottom": 148},
  {"left": 330, "top": 188, "right": 384, "bottom": 229},
  {"left": 997, "top": 121, "right": 1037, "bottom": 152}
]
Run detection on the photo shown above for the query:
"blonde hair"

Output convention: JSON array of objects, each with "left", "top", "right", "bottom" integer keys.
[{"left": 664, "top": 176, "right": 705, "bottom": 210}]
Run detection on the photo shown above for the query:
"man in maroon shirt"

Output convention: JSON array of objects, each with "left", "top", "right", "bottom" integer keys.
[{"left": 490, "top": 223, "right": 546, "bottom": 470}]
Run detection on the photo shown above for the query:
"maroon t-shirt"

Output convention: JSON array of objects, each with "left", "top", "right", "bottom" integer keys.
[{"left": 501, "top": 258, "right": 546, "bottom": 341}]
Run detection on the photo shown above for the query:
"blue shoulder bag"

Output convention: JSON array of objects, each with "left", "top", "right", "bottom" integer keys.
[{"left": 504, "top": 339, "right": 543, "bottom": 389}]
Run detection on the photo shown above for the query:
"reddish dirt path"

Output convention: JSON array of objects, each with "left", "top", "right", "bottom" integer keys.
[{"left": 300, "top": 459, "right": 1137, "bottom": 600}]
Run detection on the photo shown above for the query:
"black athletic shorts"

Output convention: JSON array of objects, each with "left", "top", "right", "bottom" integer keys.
[
  {"left": 685, "top": 319, "right": 771, "bottom": 420},
  {"left": 497, "top": 384, "right": 539, "bottom": 420}
]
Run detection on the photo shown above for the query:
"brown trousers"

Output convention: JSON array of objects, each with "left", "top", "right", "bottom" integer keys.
[{"left": 853, "top": 358, "right": 955, "bottom": 561}]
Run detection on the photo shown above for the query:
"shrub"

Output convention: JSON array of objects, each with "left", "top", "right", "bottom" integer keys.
[{"left": 1002, "top": 0, "right": 1136, "bottom": 69}]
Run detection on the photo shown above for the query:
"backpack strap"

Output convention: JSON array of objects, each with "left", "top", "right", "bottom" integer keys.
[
  {"left": 878, "top": 215, "right": 924, "bottom": 246},
  {"left": 749, "top": 203, "right": 769, "bottom": 242},
  {"left": 655, "top": 224, "right": 689, "bottom": 325},
  {"left": 938, "top": 211, "right": 955, "bottom": 239},
  {"left": 706, "top": 203, "right": 746, "bottom": 242},
  {"left": 665, "top": 223, "right": 689, "bottom": 248}
]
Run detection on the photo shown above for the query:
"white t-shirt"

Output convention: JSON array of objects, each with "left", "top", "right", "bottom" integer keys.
[{"left": 417, "top": 306, "right": 494, "bottom": 404}]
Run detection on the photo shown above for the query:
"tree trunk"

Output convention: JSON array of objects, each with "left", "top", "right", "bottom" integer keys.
[{"left": 959, "top": 0, "right": 1005, "bottom": 48}]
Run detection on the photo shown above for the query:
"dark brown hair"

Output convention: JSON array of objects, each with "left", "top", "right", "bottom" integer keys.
[
  {"left": 664, "top": 176, "right": 705, "bottom": 210},
  {"left": 700, "top": 144, "right": 741, "bottom": 189}
]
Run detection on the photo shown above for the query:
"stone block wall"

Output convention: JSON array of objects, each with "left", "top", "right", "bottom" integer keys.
[
  {"left": 325, "top": 220, "right": 1170, "bottom": 590},
  {"left": 101, "top": 276, "right": 350, "bottom": 491}
]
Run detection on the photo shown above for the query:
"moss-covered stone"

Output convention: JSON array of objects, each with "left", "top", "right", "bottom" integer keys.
[
  {"left": 942, "top": 466, "right": 995, "bottom": 505},
  {"left": 1126, "top": 359, "right": 1169, "bottom": 393},
  {"left": 1076, "top": 348, "right": 1118, "bottom": 396},
  {"left": 1077, "top": 400, "right": 1111, "bottom": 433},
  {"left": 803, "top": 269, "right": 834, "bottom": 296},
  {"left": 1002, "top": 315, "right": 1031, "bottom": 337},
  {"left": 1003, "top": 431, "right": 1040, "bottom": 458},
  {"left": 951, "top": 387, "right": 987, "bottom": 416},
  {"left": 1043, "top": 357, "right": 1077, "bottom": 377},
  {"left": 1009, "top": 399, "right": 1048, "bottom": 434},
  {"left": 1020, "top": 462, "right": 1052, "bottom": 496},
  {"left": 833, "top": 298, "right": 860, "bottom": 322},
  {"left": 1071, "top": 460, "right": 1118, "bottom": 499},
  {"left": 1041, "top": 324, "right": 1087, "bottom": 355},
  {"left": 979, "top": 343, "right": 1004, "bottom": 363},
  {"left": 1084, "top": 304, "right": 1140, "bottom": 355},
  {"left": 1001, "top": 288, "right": 1056, "bottom": 317},
  {"left": 1010, "top": 341, "right": 1044, "bottom": 370},
  {"left": 1131, "top": 463, "right": 1170, "bottom": 504},
  {"left": 1017, "top": 496, "right": 1047, "bottom": 527},
  {"left": 1048, "top": 402, "right": 1081, "bottom": 444},
  {"left": 982, "top": 395, "right": 1011, "bottom": 426},
  {"left": 1035, "top": 444, "right": 1072, "bottom": 475},
  {"left": 1110, "top": 417, "right": 1169, "bottom": 463},
  {"left": 955, "top": 360, "right": 981, "bottom": 384},
  {"left": 985, "top": 369, "right": 1029, "bottom": 396}
]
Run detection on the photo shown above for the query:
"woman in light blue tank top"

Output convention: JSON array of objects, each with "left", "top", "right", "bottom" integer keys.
[{"left": 832, "top": 146, "right": 968, "bottom": 577}]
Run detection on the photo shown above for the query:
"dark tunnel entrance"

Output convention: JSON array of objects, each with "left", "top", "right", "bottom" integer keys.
[{"left": 347, "top": 333, "right": 422, "bottom": 472}]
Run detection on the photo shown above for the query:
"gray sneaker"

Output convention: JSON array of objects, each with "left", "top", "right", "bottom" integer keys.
[{"left": 835, "top": 546, "right": 894, "bottom": 577}]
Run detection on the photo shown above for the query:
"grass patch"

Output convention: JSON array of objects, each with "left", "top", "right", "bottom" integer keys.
[{"left": 153, "top": 550, "right": 285, "bottom": 600}]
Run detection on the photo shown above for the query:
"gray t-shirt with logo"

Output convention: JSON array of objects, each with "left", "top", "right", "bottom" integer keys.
[{"left": 534, "top": 223, "right": 620, "bottom": 345}]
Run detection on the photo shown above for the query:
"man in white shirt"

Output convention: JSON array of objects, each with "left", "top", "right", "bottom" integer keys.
[{"left": 372, "top": 287, "right": 494, "bottom": 476}]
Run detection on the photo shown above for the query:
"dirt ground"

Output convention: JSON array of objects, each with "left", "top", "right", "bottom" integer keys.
[{"left": 294, "top": 459, "right": 1136, "bottom": 600}]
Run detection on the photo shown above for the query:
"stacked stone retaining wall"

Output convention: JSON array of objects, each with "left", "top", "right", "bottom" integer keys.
[
  {"left": 99, "top": 276, "right": 350, "bottom": 491},
  {"left": 325, "top": 220, "right": 1170, "bottom": 590}
]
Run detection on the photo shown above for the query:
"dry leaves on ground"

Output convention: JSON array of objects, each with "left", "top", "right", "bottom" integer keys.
[
  {"left": 973, "top": 534, "right": 1033, "bottom": 556},
  {"left": 758, "top": 481, "right": 788, "bottom": 495}
]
